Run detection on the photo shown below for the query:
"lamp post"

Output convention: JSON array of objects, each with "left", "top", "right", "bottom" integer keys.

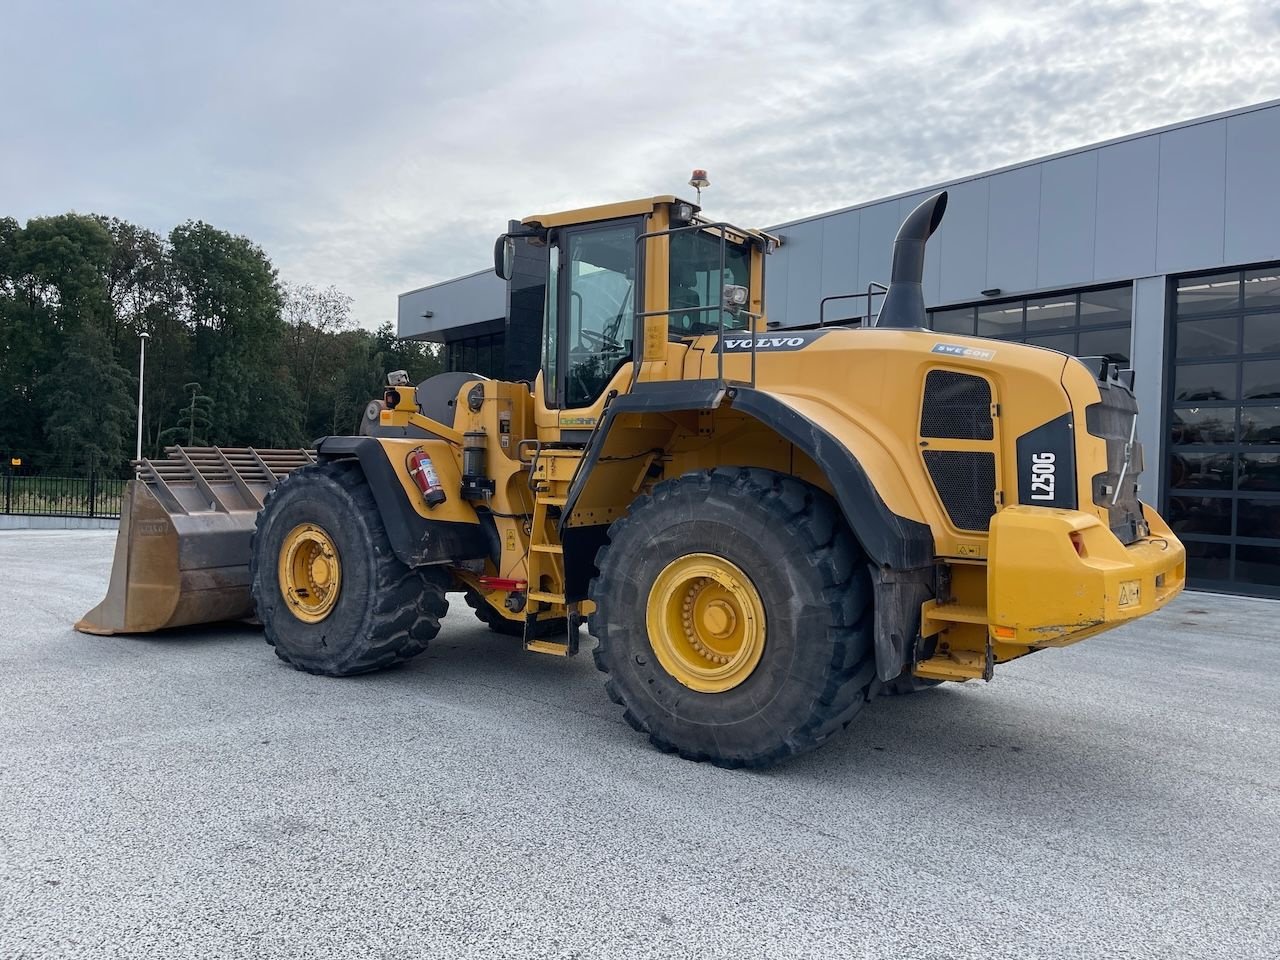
[{"left": 136, "top": 331, "right": 151, "bottom": 463}]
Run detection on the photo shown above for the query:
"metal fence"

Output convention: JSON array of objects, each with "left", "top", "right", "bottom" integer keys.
[{"left": 2, "top": 460, "right": 129, "bottom": 519}]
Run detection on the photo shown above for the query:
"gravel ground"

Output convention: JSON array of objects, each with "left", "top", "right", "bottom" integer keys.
[{"left": 1, "top": 529, "right": 1277, "bottom": 959}]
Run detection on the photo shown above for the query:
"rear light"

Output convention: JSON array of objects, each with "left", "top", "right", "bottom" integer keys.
[{"left": 1069, "top": 532, "right": 1086, "bottom": 556}]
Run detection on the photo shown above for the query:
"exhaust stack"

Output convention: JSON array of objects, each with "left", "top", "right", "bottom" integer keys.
[{"left": 874, "top": 191, "right": 948, "bottom": 330}]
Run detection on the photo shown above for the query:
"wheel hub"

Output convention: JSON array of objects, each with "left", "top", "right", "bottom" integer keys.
[
  {"left": 647, "top": 554, "right": 766, "bottom": 693},
  {"left": 279, "top": 523, "right": 342, "bottom": 623}
]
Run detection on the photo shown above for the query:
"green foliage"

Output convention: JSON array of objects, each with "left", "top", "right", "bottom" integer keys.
[
  {"left": 0, "top": 212, "right": 444, "bottom": 470},
  {"left": 159, "top": 383, "right": 213, "bottom": 447},
  {"left": 41, "top": 323, "right": 135, "bottom": 473}
]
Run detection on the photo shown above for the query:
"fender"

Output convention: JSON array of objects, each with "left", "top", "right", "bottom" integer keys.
[
  {"left": 314, "top": 436, "right": 490, "bottom": 567},
  {"left": 728, "top": 388, "right": 934, "bottom": 570},
  {"left": 727, "top": 388, "right": 935, "bottom": 683},
  {"left": 562, "top": 382, "right": 936, "bottom": 681}
]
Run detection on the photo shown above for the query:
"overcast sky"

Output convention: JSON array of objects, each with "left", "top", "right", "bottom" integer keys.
[{"left": 3, "top": 0, "right": 1278, "bottom": 328}]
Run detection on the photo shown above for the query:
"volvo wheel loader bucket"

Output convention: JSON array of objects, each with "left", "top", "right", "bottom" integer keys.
[{"left": 75, "top": 447, "right": 315, "bottom": 635}]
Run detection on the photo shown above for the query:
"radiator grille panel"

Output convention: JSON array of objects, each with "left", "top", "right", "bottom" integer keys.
[
  {"left": 923, "top": 450, "right": 997, "bottom": 531},
  {"left": 920, "top": 371, "right": 994, "bottom": 440}
]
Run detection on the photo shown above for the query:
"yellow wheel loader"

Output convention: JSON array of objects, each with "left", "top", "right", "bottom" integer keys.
[{"left": 78, "top": 192, "right": 1186, "bottom": 768}]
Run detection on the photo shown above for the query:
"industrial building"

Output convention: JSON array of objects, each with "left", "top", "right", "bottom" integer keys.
[{"left": 398, "top": 98, "right": 1280, "bottom": 597}]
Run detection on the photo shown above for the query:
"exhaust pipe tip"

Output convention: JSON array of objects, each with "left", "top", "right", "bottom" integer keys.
[{"left": 874, "top": 190, "right": 948, "bottom": 330}]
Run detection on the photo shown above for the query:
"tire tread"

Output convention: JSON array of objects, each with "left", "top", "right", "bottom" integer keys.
[
  {"left": 589, "top": 467, "right": 877, "bottom": 768},
  {"left": 249, "top": 460, "right": 448, "bottom": 676}
]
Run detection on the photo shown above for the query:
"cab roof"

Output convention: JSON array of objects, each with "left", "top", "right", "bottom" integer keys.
[
  {"left": 520, "top": 195, "right": 781, "bottom": 248},
  {"left": 521, "top": 195, "right": 685, "bottom": 229}
]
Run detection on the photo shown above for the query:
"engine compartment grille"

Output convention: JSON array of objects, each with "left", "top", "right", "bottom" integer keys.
[
  {"left": 923, "top": 450, "right": 997, "bottom": 531},
  {"left": 920, "top": 370, "right": 994, "bottom": 440}
]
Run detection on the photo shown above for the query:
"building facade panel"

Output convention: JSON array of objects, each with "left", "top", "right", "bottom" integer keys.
[
  {"left": 985, "top": 164, "right": 1041, "bottom": 294},
  {"left": 398, "top": 270, "right": 506, "bottom": 342},
  {"left": 781, "top": 219, "right": 823, "bottom": 326},
  {"left": 855, "top": 201, "right": 900, "bottom": 296},
  {"left": 1092, "top": 135, "right": 1159, "bottom": 280},
  {"left": 936, "top": 178, "right": 991, "bottom": 304},
  {"left": 819, "top": 210, "right": 861, "bottom": 302},
  {"left": 1036, "top": 151, "right": 1098, "bottom": 289},
  {"left": 1224, "top": 110, "right": 1280, "bottom": 264},
  {"left": 1132, "top": 275, "right": 1168, "bottom": 496},
  {"left": 1155, "top": 118, "right": 1227, "bottom": 273}
]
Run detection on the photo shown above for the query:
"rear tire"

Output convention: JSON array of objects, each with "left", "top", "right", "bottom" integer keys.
[
  {"left": 250, "top": 461, "right": 448, "bottom": 676},
  {"left": 463, "top": 588, "right": 524, "bottom": 636},
  {"left": 590, "top": 467, "right": 876, "bottom": 769},
  {"left": 462, "top": 589, "right": 569, "bottom": 639}
]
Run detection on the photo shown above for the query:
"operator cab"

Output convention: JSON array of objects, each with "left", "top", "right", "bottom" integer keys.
[{"left": 494, "top": 196, "right": 772, "bottom": 424}]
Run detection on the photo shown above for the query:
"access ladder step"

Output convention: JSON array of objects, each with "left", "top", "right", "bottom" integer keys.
[
  {"left": 525, "top": 639, "right": 572, "bottom": 657},
  {"left": 526, "top": 590, "right": 566, "bottom": 605},
  {"left": 920, "top": 600, "right": 989, "bottom": 638},
  {"left": 538, "top": 495, "right": 567, "bottom": 506},
  {"left": 913, "top": 649, "right": 991, "bottom": 682},
  {"left": 530, "top": 543, "right": 563, "bottom": 554}
]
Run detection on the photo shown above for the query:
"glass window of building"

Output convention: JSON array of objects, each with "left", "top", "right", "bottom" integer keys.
[
  {"left": 927, "top": 284, "right": 1133, "bottom": 363},
  {"left": 1166, "top": 262, "right": 1280, "bottom": 595},
  {"left": 446, "top": 332, "right": 506, "bottom": 379}
]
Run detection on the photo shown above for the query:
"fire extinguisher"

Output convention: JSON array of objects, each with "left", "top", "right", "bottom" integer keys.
[{"left": 406, "top": 448, "right": 447, "bottom": 508}]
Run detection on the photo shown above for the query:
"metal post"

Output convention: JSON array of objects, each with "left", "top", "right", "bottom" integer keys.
[
  {"left": 3, "top": 468, "right": 10, "bottom": 516},
  {"left": 135, "top": 331, "right": 150, "bottom": 462},
  {"left": 717, "top": 225, "right": 726, "bottom": 385},
  {"left": 88, "top": 471, "right": 97, "bottom": 518}
]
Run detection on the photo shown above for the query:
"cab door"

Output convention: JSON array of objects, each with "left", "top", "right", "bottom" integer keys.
[{"left": 541, "top": 218, "right": 642, "bottom": 425}]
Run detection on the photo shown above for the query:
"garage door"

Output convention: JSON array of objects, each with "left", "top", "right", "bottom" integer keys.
[{"left": 1165, "top": 265, "right": 1280, "bottom": 595}]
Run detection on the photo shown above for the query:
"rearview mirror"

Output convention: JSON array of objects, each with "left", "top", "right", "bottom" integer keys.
[{"left": 493, "top": 235, "right": 516, "bottom": 280}]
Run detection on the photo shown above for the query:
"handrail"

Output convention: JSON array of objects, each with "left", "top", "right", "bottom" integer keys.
[{"left": 818, "top": 281, "right": 889, "bottom": 328}]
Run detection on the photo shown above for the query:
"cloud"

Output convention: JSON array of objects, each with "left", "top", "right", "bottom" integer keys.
[{"left": 2, "top": 0, "right": 1277, "bottom": 328}]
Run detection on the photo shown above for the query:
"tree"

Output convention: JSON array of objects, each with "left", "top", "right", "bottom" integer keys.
[
  {"left": 168, "top": 221, "right": 301, "bottom": 446},
  {"left": 328, "top": 329, "right": 387, "bottom": 435},
  {"left": 0, "top": 208, "right": 399, "bottom": 464},
  {"left": 282, "top": 282, "right": 355, "bottom": 438},
  {"left": 372, "top": 321, "right": 443, "bottom": 383},
  {"left": 160, "top": 382, "right": 214, "bottom": 447},
  {"left": 2, "top": 214, "right": 118, "bottom": 466},
  {"left": 96, "top": 216, "right": 167, "bottom": 349},
  {"left": 40, "top": 324, "right": 134, "bottom": 473}
]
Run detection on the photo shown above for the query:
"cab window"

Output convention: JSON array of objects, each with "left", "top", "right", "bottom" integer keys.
[
  {"left": 562, "top": 223, "right": 637, "bottom": 408},
  {"left": 668, "top": 229, "right": 751, "bottom": 337}
]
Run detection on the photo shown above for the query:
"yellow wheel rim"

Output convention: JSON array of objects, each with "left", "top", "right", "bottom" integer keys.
[
  {"left": 646, "top": 553, "right": 766, "bottom": 693},
  {"left": 278, "top": 523, "right": 342, "bottom": 623}
]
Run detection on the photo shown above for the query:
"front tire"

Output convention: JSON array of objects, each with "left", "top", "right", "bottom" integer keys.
[
  {"left": 590, "top": 468, "right": 876, "bottom": 768},
  {"left": 250, "top": 461, "right": 448, "bottom": 676},
  {"left": 882, "top": 670, "right": 942, "bottom": 696}
]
